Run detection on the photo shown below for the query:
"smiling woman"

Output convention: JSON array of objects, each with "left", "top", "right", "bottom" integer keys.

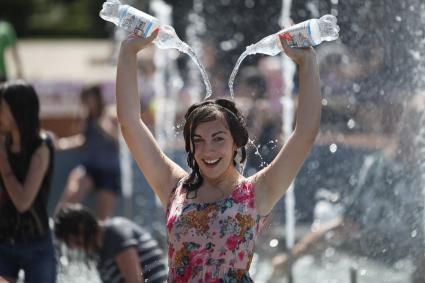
[{"left": 115, "top": 28, "right": 321, "bottom": 282}]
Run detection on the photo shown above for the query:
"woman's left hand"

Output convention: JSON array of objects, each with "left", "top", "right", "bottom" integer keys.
[{"left": 279, "top": 35, "right": 317, "bottom": 66}]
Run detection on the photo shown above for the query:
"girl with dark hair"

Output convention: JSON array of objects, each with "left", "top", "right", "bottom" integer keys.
[
  {"left": 0, "top": 80, "right": 56, "bottom": 282},
  {"left": 116, "top": 30, "right": 321, "bottom": 282},
  {"left": 54, "top": 204, "right": 168, "bottom": 283}
]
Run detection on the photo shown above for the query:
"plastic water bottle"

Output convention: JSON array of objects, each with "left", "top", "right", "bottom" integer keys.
[
  {"left": 228, "top": 15, "right": 339, "bottom": 97},
  {"left": 246, "top": 14, "right": 340, "bottom": 56},
  {"left": 99, "top": 0, "right": 189, "bottom": 52},
  {"left": 99, "top": 0, "right": 213, "bottom": 97}
]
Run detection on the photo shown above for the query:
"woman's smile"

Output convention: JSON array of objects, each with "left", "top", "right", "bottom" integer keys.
[{"left": 203, "top": 158, "right": 221, "bottom": 166}]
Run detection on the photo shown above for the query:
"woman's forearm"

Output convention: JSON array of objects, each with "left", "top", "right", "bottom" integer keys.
[
  {"left": 294, "top": 54, "right": 321, "bottom": 142},
  {"left": 1, "top": 169, "right": 31, "bottom": 212},
  {"left": 116, "top": 47, "right": 142, "bottom": 127},
  {"left": 0, "top": 146, "right": 49, "bottom": 213}
]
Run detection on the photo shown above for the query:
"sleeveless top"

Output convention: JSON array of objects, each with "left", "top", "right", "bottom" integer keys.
[
  {"left": 0, "top": 133, "right": 54, "bottom": 241},
  {"left": 166, "top": 180, "right": 269, "bottom": 282}
]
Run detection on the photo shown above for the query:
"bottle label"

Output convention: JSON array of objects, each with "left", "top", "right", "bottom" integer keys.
[
  {"left": 279, "top": 21, "right": 315, "bottom": 48},
  {"left": 119, "top": 6, "right": 156, "bottom": 37}
]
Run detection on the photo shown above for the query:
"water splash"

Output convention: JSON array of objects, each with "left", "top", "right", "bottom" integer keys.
[
  {"left": 228, "top": 50, "right": 250, "bottom": 99},
  {"left": 183, "top": 45, "right": 213, "bottom": 99},
  {"left": 247, "top": 138, "right": 267, "bottom": 169},
  {"left": 154, "top": 24, "right": 212, "bottom": 99},
  {"left": 228, "top": 35, "right": 281, "bottom": 98},
  {"left": 186, "top": 0, "right": 211, "bottom": 101}
]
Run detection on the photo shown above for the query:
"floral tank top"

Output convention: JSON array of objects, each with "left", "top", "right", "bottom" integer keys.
[{"left": 166, "top": 180, "right": 269, "bottom": 282}]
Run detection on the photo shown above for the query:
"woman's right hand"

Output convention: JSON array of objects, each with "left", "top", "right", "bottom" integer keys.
[{"left": 120, "top": 28, "right": 160, "bottom": 54}]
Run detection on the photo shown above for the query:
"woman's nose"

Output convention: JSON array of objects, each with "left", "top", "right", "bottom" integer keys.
[{"left": 203, "top": 141, "right": 216, "bottom": 153}]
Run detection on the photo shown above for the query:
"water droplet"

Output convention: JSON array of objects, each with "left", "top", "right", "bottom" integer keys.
[
  {"left": 269, "top": 239, "right": 279, "bottom": 248},
  {"left": 352, "top": 83, "right": 361, "bottom": 93},
  {"left": 329, "top": 143, "right": 338, "bottom": 153},
  {"left": 325, "top": 247, "right": 335, "bottom": 257},
  {"left": 347, "top": 119, "right": 356, "bottom": 129}
]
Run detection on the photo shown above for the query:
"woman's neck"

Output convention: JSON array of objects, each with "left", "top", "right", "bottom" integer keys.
[{"left": 202, "top": 166, "right": 244, "bottom": 191}]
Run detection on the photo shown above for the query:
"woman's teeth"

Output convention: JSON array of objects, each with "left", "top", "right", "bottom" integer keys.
[{"left": 204, "top": 158, "right": 220, "bottom": 165}]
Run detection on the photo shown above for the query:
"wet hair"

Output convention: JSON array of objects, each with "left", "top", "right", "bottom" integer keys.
[
  {"left": 80, "top": 84, "right": 105, "bottom": 121},
  {"left": 0, "top": 80, "right": 41, "bottom": 154},
  {"left": 182, "top": 98, "right": 249, "bottom": 195},
  {"left": 54, "top": 204, "right": 99, "bottom": 261}
]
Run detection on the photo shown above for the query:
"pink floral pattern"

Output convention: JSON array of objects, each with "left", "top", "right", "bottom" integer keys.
[{"left": 166, "top": 180, "right": 269, "bottom": 282}]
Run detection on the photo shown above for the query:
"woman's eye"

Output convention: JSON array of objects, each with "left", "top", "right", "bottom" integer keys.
[{"left": 214, "top": 137, "right": 224, "bottom": 142}]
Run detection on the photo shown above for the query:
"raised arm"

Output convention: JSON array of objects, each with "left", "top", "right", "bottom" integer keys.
[
  {"left": 116, "top": 31, "right": 187, "bottom": 207},
  {"left": 252, "top": 39, "right": 321, "bottom": 216}
]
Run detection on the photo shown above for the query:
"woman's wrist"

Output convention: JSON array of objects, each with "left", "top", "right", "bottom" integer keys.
[
  {"left": 1, "top": 170, "right": 14, "bottom": 178},
  {"left": 298, "top": 50, "right": 317, "bottom": 68},
  {"left": 119, "top": 43, "right": 139, "bottom": 58}
]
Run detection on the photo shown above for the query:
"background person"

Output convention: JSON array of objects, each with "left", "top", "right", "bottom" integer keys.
[
  {"left": 0, "top": 17, "right": 22, "bottom": 82},
  {"left": 54, "top": 204, "right": 168, "bottom": 283},
  {"left": 0, "top": 80, "right": 56, "bottom": 283},
  {"left": 56, "top": 84, "right": 121, "bottom": 220}
]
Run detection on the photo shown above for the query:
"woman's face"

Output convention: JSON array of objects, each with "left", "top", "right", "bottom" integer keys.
[
  {"left": 82, "top": 95, "right": 102, "bottom": 119},
  {"left": 192, "top": 117, "right": 236, "bottom": 180},
  {"left": 0, "top": 99, "right": 16, "bottom": 134}
]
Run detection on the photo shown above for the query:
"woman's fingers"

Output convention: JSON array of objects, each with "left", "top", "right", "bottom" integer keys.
[
  {"left": 122, "top": 28, "right": 160, "bottom": 53},
  {"left": 141, "top": 28, "right": 159, "bottom": 46},
  {"left": 278, "top": 34, "right": 315, "bottom": 65}
]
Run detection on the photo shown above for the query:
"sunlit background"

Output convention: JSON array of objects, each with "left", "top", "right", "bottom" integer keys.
[{"left": 2, "top": 0, "right": 425, "bottom": 282}]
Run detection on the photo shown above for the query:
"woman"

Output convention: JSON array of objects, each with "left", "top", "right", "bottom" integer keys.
[
  {"left": 56, "top": 85, "right": 121, "bottom": 220},
  {"left": 116, "top": 29, "right": 321, "bottom": 281},
  {"left": 0, "top": 80, "right": 56, "bottom": 282},
  {"left": 54, "top": 204, "right": 168, "bottom": 283}
]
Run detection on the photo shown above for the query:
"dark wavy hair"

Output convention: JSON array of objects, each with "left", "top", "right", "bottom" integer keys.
[
  {"left": 54, "top": 204, "right": 99, "bottom": 261},
  {"left": 0, "top": 80, "right": 42, "bottom": 154},
  {"left": 182, "top": 98, "right": 249, "bottom": 196}
]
